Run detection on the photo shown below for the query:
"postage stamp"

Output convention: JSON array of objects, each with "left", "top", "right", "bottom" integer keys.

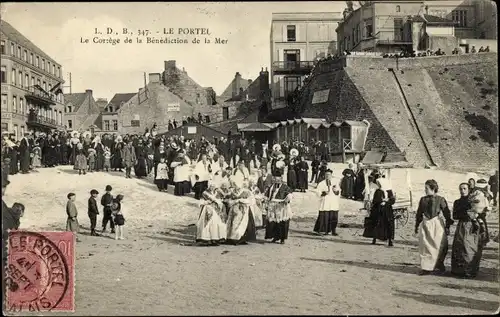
[{"left": 4, "top": 231, "right": 75, "bottom": 312}]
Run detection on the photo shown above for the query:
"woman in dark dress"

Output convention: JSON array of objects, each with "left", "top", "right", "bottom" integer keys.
[
  {"left": 134, "top": 141, "right": 148, "bottom": 178},
  {"left": 363, "top": 178, "right": 396, "bottom": 246},
  {"left": 451, "top": 183, "right": 486, "bottom": 278},
  {"left": 341, "top": 163, "right": 356, "bottom": 199},
  {"left": 112, "top": 140, "right": 124, "bottom": 171},
  {"left": 8, "top": 141, "right": 19, "bottom": 175},
  {"left": 286, "top": 156, "right": 298, "bottom": 191},
  {"left": 94, "top": 141, "right": 105, "bottom": 171},
  {"left": 354, "top": 163, "right": 366, "bottom": 201},
  {"left": 296, "top": 156, "right": 309, "bottom": 192}
]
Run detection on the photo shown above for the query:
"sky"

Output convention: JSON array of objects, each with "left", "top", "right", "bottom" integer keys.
[{"left": 1, "top": 1, "right": 347, "bottom": 101}]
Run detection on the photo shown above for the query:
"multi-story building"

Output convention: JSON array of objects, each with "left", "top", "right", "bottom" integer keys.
[
  {"left": 0, "top": 19, "right": 65, "bottom": 138},
  {"left": 270, "top": 12, "right": 343, "bottom": 109},
  {"left": 99, "top": 93, "right": 136, "bottom": 132},
  {"left": 336, "top": 0, "right": 497, "bottom": 53}
]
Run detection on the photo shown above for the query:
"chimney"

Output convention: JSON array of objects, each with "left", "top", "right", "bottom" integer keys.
[
  {"left": 248, "top": 79, "right": 252, "bottom": 84},
  {"left": 85, "top": 89, "right": 92, "bottom": 96},
  {"left": 232, "top": 72, "right": 242, "bottom": 98},
  {"left": 165, "top": 60, "right": 176, "bottom": 71},
  {"left": 259, "top": 70, "right": 270, "bottom": 101}
]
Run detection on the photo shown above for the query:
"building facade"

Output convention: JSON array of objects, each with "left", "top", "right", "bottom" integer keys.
[
  {"left": 1, "top": 19, "right": 65, "bottom": 138},
  {"left": 63, "top": 89, "right": 101, "bottom": 131},
  {"left": 336, "top": 0, "right": 497, "bottom": 53},
  {"left": 270, "top": 12, "right": 342, "bottom": 109}
]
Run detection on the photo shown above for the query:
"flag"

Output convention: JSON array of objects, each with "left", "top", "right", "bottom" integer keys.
[{"left": 50, "top": 82, "right": 61, "bottom": 93}]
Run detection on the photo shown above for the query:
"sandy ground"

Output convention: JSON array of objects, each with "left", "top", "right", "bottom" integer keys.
[{"left": 3, "top": 164, "right": 499, "bottom": 315}]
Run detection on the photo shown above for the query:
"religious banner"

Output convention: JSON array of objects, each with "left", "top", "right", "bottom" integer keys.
[
  {"left": 312, "top": 89, "right": 330, "bottom": 104},
  {"left": 187, "top": 126, "right": 197, "bottom": 134},
  {"left": 167, "top": 103, "right": 180, "bottom": 112}
]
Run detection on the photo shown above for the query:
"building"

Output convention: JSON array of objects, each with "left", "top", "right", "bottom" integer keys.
[
  {"left": 63, "top": 89, "right": 101, "bottom": 131},
  {"left": 0, "top": 19, "right": 65, "bottom": 137},
  {"left": 99, "top": 93, "right": 135, "bottom": 132},
  {"left": 336, "top": 0, "right": 497, "bottom": 54},
  {"left": 270, "top": 12, "right": 343, "bottom": 109},
  {"left": 95, "top": 98, "right": 108, "bottom": 112}
]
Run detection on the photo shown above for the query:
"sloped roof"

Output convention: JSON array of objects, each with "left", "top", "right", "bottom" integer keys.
[
  {"left": 0, "top": 20, "right": 59, "bottom": 65},
  {"left": 92, "top": 113, "right": 103, "bottom": 130},
  {"left": 219, "top": 74, "right": 252, "bottom": 101},
  {"left": 63, "top": 93, "right": 88, "bottom": 112},
  {"left": 107, "top": 93, "right": 136, "bottom": 111},
  {"left": 238, "top": 122, "right": 275, "bottom": 132}
]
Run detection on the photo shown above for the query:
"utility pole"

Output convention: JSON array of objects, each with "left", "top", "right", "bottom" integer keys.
[{"left": 62, "top": 72, "right": 72, "bottom": 94}]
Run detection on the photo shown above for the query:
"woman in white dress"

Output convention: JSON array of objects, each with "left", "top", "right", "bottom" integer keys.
[
  {"left": 225, "top": 176, "right": 256, "bottom": 245},
  {"left": 196, "top": 180, "right": 227, "bottom": 246}
]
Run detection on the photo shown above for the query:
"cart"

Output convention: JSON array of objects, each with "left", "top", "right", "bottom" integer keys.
[{"left": 361, "top": 161, "right": 414, "bottom": 229}]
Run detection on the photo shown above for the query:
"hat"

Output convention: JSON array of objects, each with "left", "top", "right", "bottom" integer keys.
[
  {"left": 475, "top": 179, "right": 488, "bottom": 189},
  {"left": 115, "top": 194, "right": 124, "bottom": 201},
  {"left": 105, "top": 185, "right": 112, "bottom": 191},
  {"left": 90, "top": 189, "right": 99, "bottom": 195}
]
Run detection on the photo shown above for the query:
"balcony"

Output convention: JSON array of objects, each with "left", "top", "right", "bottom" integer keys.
[
  {"left": 24, "top": 85, "right": 57, "bottom": 107},
  {"left": 272, "top": 61, "right": 315, "bottom": 75},
  {"left": 26, "top": 111, "right": 59, "bottom": 130}
]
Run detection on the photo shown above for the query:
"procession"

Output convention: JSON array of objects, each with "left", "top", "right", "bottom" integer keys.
[{"left": 2, "top": 1, "right": 499, "bottom": 315}]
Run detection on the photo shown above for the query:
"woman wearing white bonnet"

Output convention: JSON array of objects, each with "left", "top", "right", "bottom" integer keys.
[
  {"left": 225, "top": 175, "right": 256, "bottom": 245},
  {"left": 195, "top": 177, "right": 227, "bottom": 246}
]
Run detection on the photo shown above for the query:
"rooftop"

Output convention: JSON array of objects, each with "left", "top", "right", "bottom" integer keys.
[
  {"left": 0, "top": 19, "right": 60, "bottom": 66},
  {"left": 271, "top": 12, "right": 343, "bottom": 21}
]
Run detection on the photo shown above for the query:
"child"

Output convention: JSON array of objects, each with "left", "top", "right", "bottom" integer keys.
[
  {"left": 66, "top": 193, "right": 81, "bottom": 242},
  {"left": 111, "top": 194, "right": 125, "bottom": 240},
  {"left": 316, "top": 160, "right": 328, "bottom": 184},
  {"left": 310, "top": 155, "right": 320, "bottom": 183},
  {"left": 103, "top": 147, "right": 111, "bottom": 172},
  {"left": 31, "top": 146, "right": 41, "bottom": 169},
  {"left": 87, "top": 148, "right": 96, "bottom": 173},
  {"left": 154, "top": 157, "right": 169, "bottom": 192},
  {"left": 10, "top": 203, "right": 25, "bottom": 229},
  {"left": 88, "top": 189, "right": 100, "bottom": 236},
  {"left": 75, "top": 148, "right": 87, "bottom": 175}
]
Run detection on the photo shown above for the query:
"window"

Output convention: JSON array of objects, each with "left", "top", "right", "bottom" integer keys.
[
  {"left": 131, "top": 120, "right": 140, "bottom": 127},
  {"left": 67, "top": 106, "right": 72, "bottom": 112},
  {"left": 31, "top": 77, "right": 35, "bottom": 87},
  {"left": 394, "top": 18, "right": 404, "bottom": 41},
  {"left": 18, "top": 71, "right": 23, "bottom": 88},
  {"left": 1, "top": 94, "right": 7, "bottom": 111},
  {"left": 42, "top": 59, "right": 45, "bottom": 71},
  {"left": 59, "top": 111, "right": 62, "bottom": 125},
  {"left": 19, "top": 98, "right": 24, "bottom": 114},
  {"left": 0, "top": 66, "right": 6, "bottom": 83},
  {"left": 10, "top": 43, "right": 14, "bottom": 55},
  {"left": 57, "top": 67, "right": 61, "bottom": 78},
  {"left": 396, "top": 5, "right": 400, "bottom": 12},
  {"left": 17, "top": 46, "right": 21, "bottom": 58},
  {"left": 67, "top": 120, "right": 73, "bottom": 129},
  {"left": 49, "top": 84, "right": 52, "bottom": 92},
  {"left": 222, "top": 107, "right": 229, "bottom": 120},
  {"left": 23, "top": 50, "right": 27, "bottom": 61},
  {"left": 30, "top": 53, "right": 33, "bottom": 64},
  {"left": 111, "top": 120, "right": 117, "bottom": 130},
  {"left": 287, "top": 25, "right": 296, "bottom": 42},
  {"left": 12, "top": 96, "right": 17, "bottom": 113},
  {"left": 35, "top": 56, "right": 39, "bottom": 67},
  {"left": 11, "top": 69, "right": 16, "bottom": 85},
  {"left": 13, "top": 125, "right": 18, "bottom": 139},
  {"left": 37, "top": 79, "right": 41, "bottom": 86},
  {"left": 205, "top": 115, "right": 210, "bottom": 123},
  {"left": 284, "top": 49, "right": 300, "bottom": 68},
  {"left": 0, "top": 41, "right": 5, "bottom": 54},
  {"left": 284, "top": 76, "right": 301, "bottom": 98},
  {"left": 25, "top": 74, "right": 29, "bottom": 88},
  {"left": 47, "top": 62, "right": 50, "bottom": 74},
  {"left": 452, "top": 10, "right": 467, "bottom": 27},
  {"left": 21, "top": 126, "right": 24, "bottom": 136},
  {"left": 104, "top": 120, "right": 110, "bottom": 130},
  {"left": 43, "top": 81, "right": 47, "bottom": 91}
]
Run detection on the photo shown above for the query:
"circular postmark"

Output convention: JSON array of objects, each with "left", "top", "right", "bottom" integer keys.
[{"left": 5, "top": 231, "right": 70, "bottom": 312}]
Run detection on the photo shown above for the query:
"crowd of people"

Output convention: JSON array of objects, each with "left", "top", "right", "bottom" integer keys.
[{"left": 1, "top": 123, "right": 498, "bottom": 280}]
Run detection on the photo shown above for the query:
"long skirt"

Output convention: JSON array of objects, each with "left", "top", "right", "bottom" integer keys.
[
  {"left": 226, "top": 207, "right": 257, "bottom": 244},
  {"left": 196, "top": 205, "right": 227, "bottom": 243},
  {"left": 418, "top": 216, "right": 448, "bottom": 271},
  {"left": 297, "top": 170, "right": 308, "bottom": 190},
  {"left": 194, "top": 181, "right": 209, "bottom": 200},
  {"left": 287, "top": 169, "right": 297, "bottom": 190},
  {"left": 265, "top": 220, "right": 290, "bottom": 241},
  {"left": 134, "top": 158, "right": 148, "bottom": 177},
  {"left": 313, "top": 210, "right": 339, "bottom": 234},
  {"left": 341, "top": 176, "right": 355, "bottom": 198},
  {"left": 174, "top": 181, "right": 191, "bottom": 196},
  {"left": 451, "top": 220, "right": 484, "bottom": 277}
]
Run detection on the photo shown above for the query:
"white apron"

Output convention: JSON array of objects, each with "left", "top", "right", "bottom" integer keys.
[{"left": 418, "top": 215, "right": 447, "bottom": 271}]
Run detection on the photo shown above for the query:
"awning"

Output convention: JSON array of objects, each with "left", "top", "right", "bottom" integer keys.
[{"left": 238, "top": 122, "right": 275, "bottom": 132}]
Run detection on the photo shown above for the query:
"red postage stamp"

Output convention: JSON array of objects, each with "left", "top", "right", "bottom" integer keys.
[{"left": 4, "top": 231, "right": 75, "bottom": 312}]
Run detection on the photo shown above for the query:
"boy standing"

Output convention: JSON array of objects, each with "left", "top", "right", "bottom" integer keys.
[
  {"left": 88, "top": 189, "right": 100, "bottom": 236},
  {"left": 101, "top": 185, "right": 115, "bottom": 233},
  {"left": 66, "top": 193, "right": 81, "bottom": 242}
]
